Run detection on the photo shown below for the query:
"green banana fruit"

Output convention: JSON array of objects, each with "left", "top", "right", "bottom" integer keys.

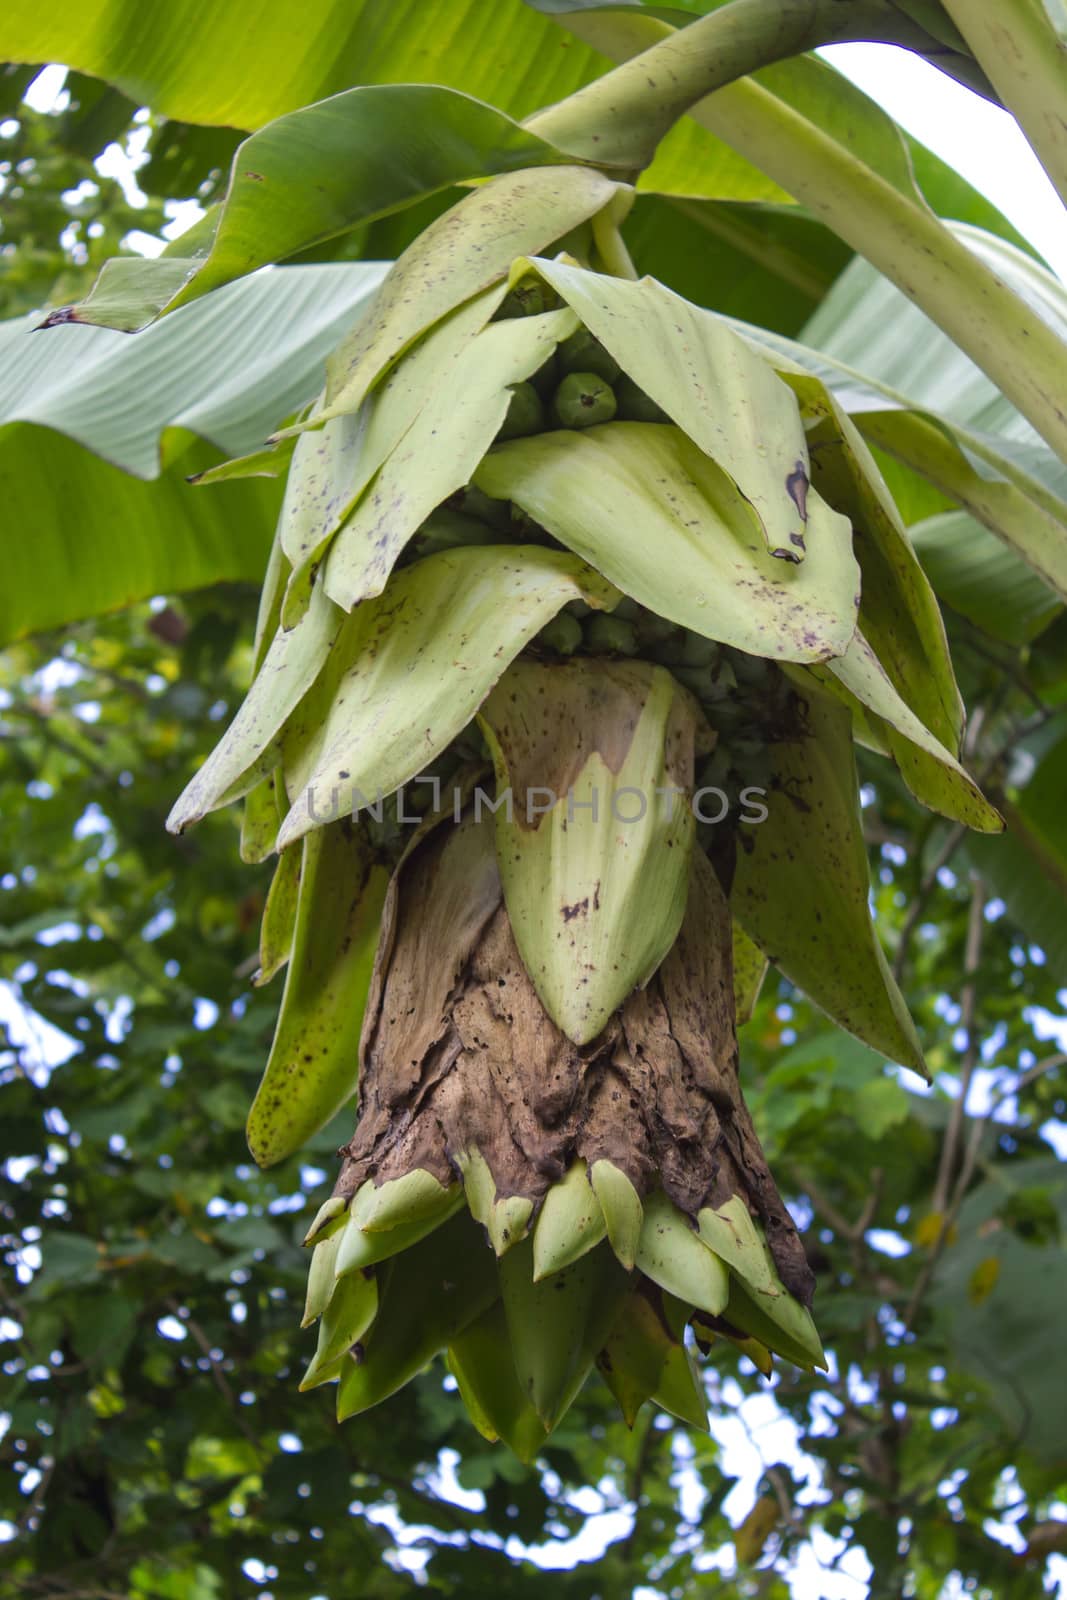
[
  {"left": 553, "top": 370, "right": 617, "bottom": 428},
  {"left": 583, "top": 613, "right": 638, "bottom": 655},
  {"left": 695, "top": 1275, "right": 825, "bottom": 1373},
  {"left": 335, "top": 1181, "right": 465, "bottom": 1276},
  {"left": 536, "top": 610, "right": 584, "bottom": 655},
  {"left": 614, "top": 372, "right": 668, "bottom": 423},
  {"left": 302, "top": 1230, "right": 342, "bottom": 1329},
  {"left": 498, "top": 380, "right": 545, "bottom": 440},
  {"left": 696, "top": 1197, "right": 781, "bottom": 1297},
  {"left": 597, "top": 1281, "right": 708, "bottom": 1430},
  {"left": 352, "top": 1169, "right": 461, "bottom": 1233},
  {"left": 457, "top": 1149, "right": 534, "bottom": 1256},
  {"left": 303, "top": 1195, "right": 348, "bottom": 1246},
  {"left": 557, "top": 326, "right": 620, "bottom": 382}
]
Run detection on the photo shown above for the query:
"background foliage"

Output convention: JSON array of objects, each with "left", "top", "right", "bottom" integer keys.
[{"left": 2, "top": 25, "right": 1067, "bottom": 1600}]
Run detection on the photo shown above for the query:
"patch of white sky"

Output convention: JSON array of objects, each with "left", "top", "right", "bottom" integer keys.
[{"left": 7, "top": 44, "right": 1067, "bottom": 1597}]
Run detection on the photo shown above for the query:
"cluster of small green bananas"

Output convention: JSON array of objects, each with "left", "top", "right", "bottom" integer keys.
[
  {"left": 408, "top": 296, "right": 791, "bottom": 804},
  {"left": 168, "top": 165, "right": 996, "bottom": 1455}
]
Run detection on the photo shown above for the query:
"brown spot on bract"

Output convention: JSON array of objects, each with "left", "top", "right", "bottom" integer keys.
[
  {"left": 785, "top": 461, "right": 809, "bottom": 523},
  {"left": 36, "top": 306, "right": 82, "bottom": 328}
]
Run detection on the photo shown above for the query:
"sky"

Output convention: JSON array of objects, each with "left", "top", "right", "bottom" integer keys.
[
  {"left": 820, "top": 42, "right": 1067, "bottom": 281},
  {"left": 7, "top": 38, "right": 1067, "bottom": 1600}
]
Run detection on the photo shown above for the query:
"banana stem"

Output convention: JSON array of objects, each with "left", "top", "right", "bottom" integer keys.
[
  {"left": 592, "top": 191, "right": 639, "bottom": 281},
  {"left": 524, "top": 0, "right": 957, "bottom": 170}
]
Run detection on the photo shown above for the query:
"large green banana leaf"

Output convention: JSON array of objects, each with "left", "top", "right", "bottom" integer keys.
[
  {"left": 0, "top": 0, "right": 607, "bottom": 129},
  {"left": 0, "top": 263, "right": 386, "bottom": 644},
  {"left": 14, "top": 0, "right": 1030, "bottom": 342},
  {"left": 515, "top": 2, "right": 1023, "bottom": 251},
  {"left": 526, "top": 0, "right": 1003, "bottom": 104},
  {"left": 57, "top": 88, "right": 580, "bottom": 331},
  {"left": 621, "top": 196, "right": 853, "bottom": 333},
  {"left": 909, "top": 512, "right": 1063, "bottom": 646}
]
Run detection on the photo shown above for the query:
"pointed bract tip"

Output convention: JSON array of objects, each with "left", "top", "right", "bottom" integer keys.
[
  {"left": 636, "top": 1191, "right": 729, "bottom": 1318},
  {"left": 353, "top": 1168, "right": 458, "bottom": 1233},
  {"left": 532, "top": 1161, "right": 606, "bottom": 1280},
  {"left": 303, "top": 1195, "right": 348, "bottom": 1247},
  {"left": 590, "top": 1160, "right": 643, "bottom": 1272},
  {"left": 335, "top": 1181, "right": 463, "bottom": 1276},
  {"left": 455, "top": 1148, "right": 532, "bottom": 1256}
]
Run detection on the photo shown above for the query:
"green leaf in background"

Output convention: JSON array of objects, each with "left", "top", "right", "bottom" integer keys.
[
  {"left": 0, "top": 0, "right": 608, "bottom": 130},
  {"left": 0, "top": 263, "right": 386, "bottom": 643},
  {"left": 910, "top": 511, "right": 1063, "bottom": 645},
  {"left": 5, "top": 264, "right": 388, "bottom": 477},
  {"left": 801, "top": 224, "right": 1067, "bottom": 468},
  {"left": 623, "top": 196, "right": 852, "bottom": 334},
  {"left": 640, "top": 47, "right": 1034, "bottom": 248},
  {"left": 56, "top": 87, "right": 582, "bottom": 331},
  {"left": 931, "top": 1157, "right": 1067, "bottom": 1466},
  {"left": 966, "top": 731, "right": 1067, "bottom": 978}
]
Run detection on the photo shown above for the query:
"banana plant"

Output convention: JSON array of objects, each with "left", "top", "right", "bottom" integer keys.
[{"left": 10, "top": 0, "right": 1067, "bottom": 1458}]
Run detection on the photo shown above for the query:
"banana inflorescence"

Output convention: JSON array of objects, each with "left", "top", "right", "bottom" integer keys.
[{"left": 168, "top": 166, "right": 999, "bottom": 1455}]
